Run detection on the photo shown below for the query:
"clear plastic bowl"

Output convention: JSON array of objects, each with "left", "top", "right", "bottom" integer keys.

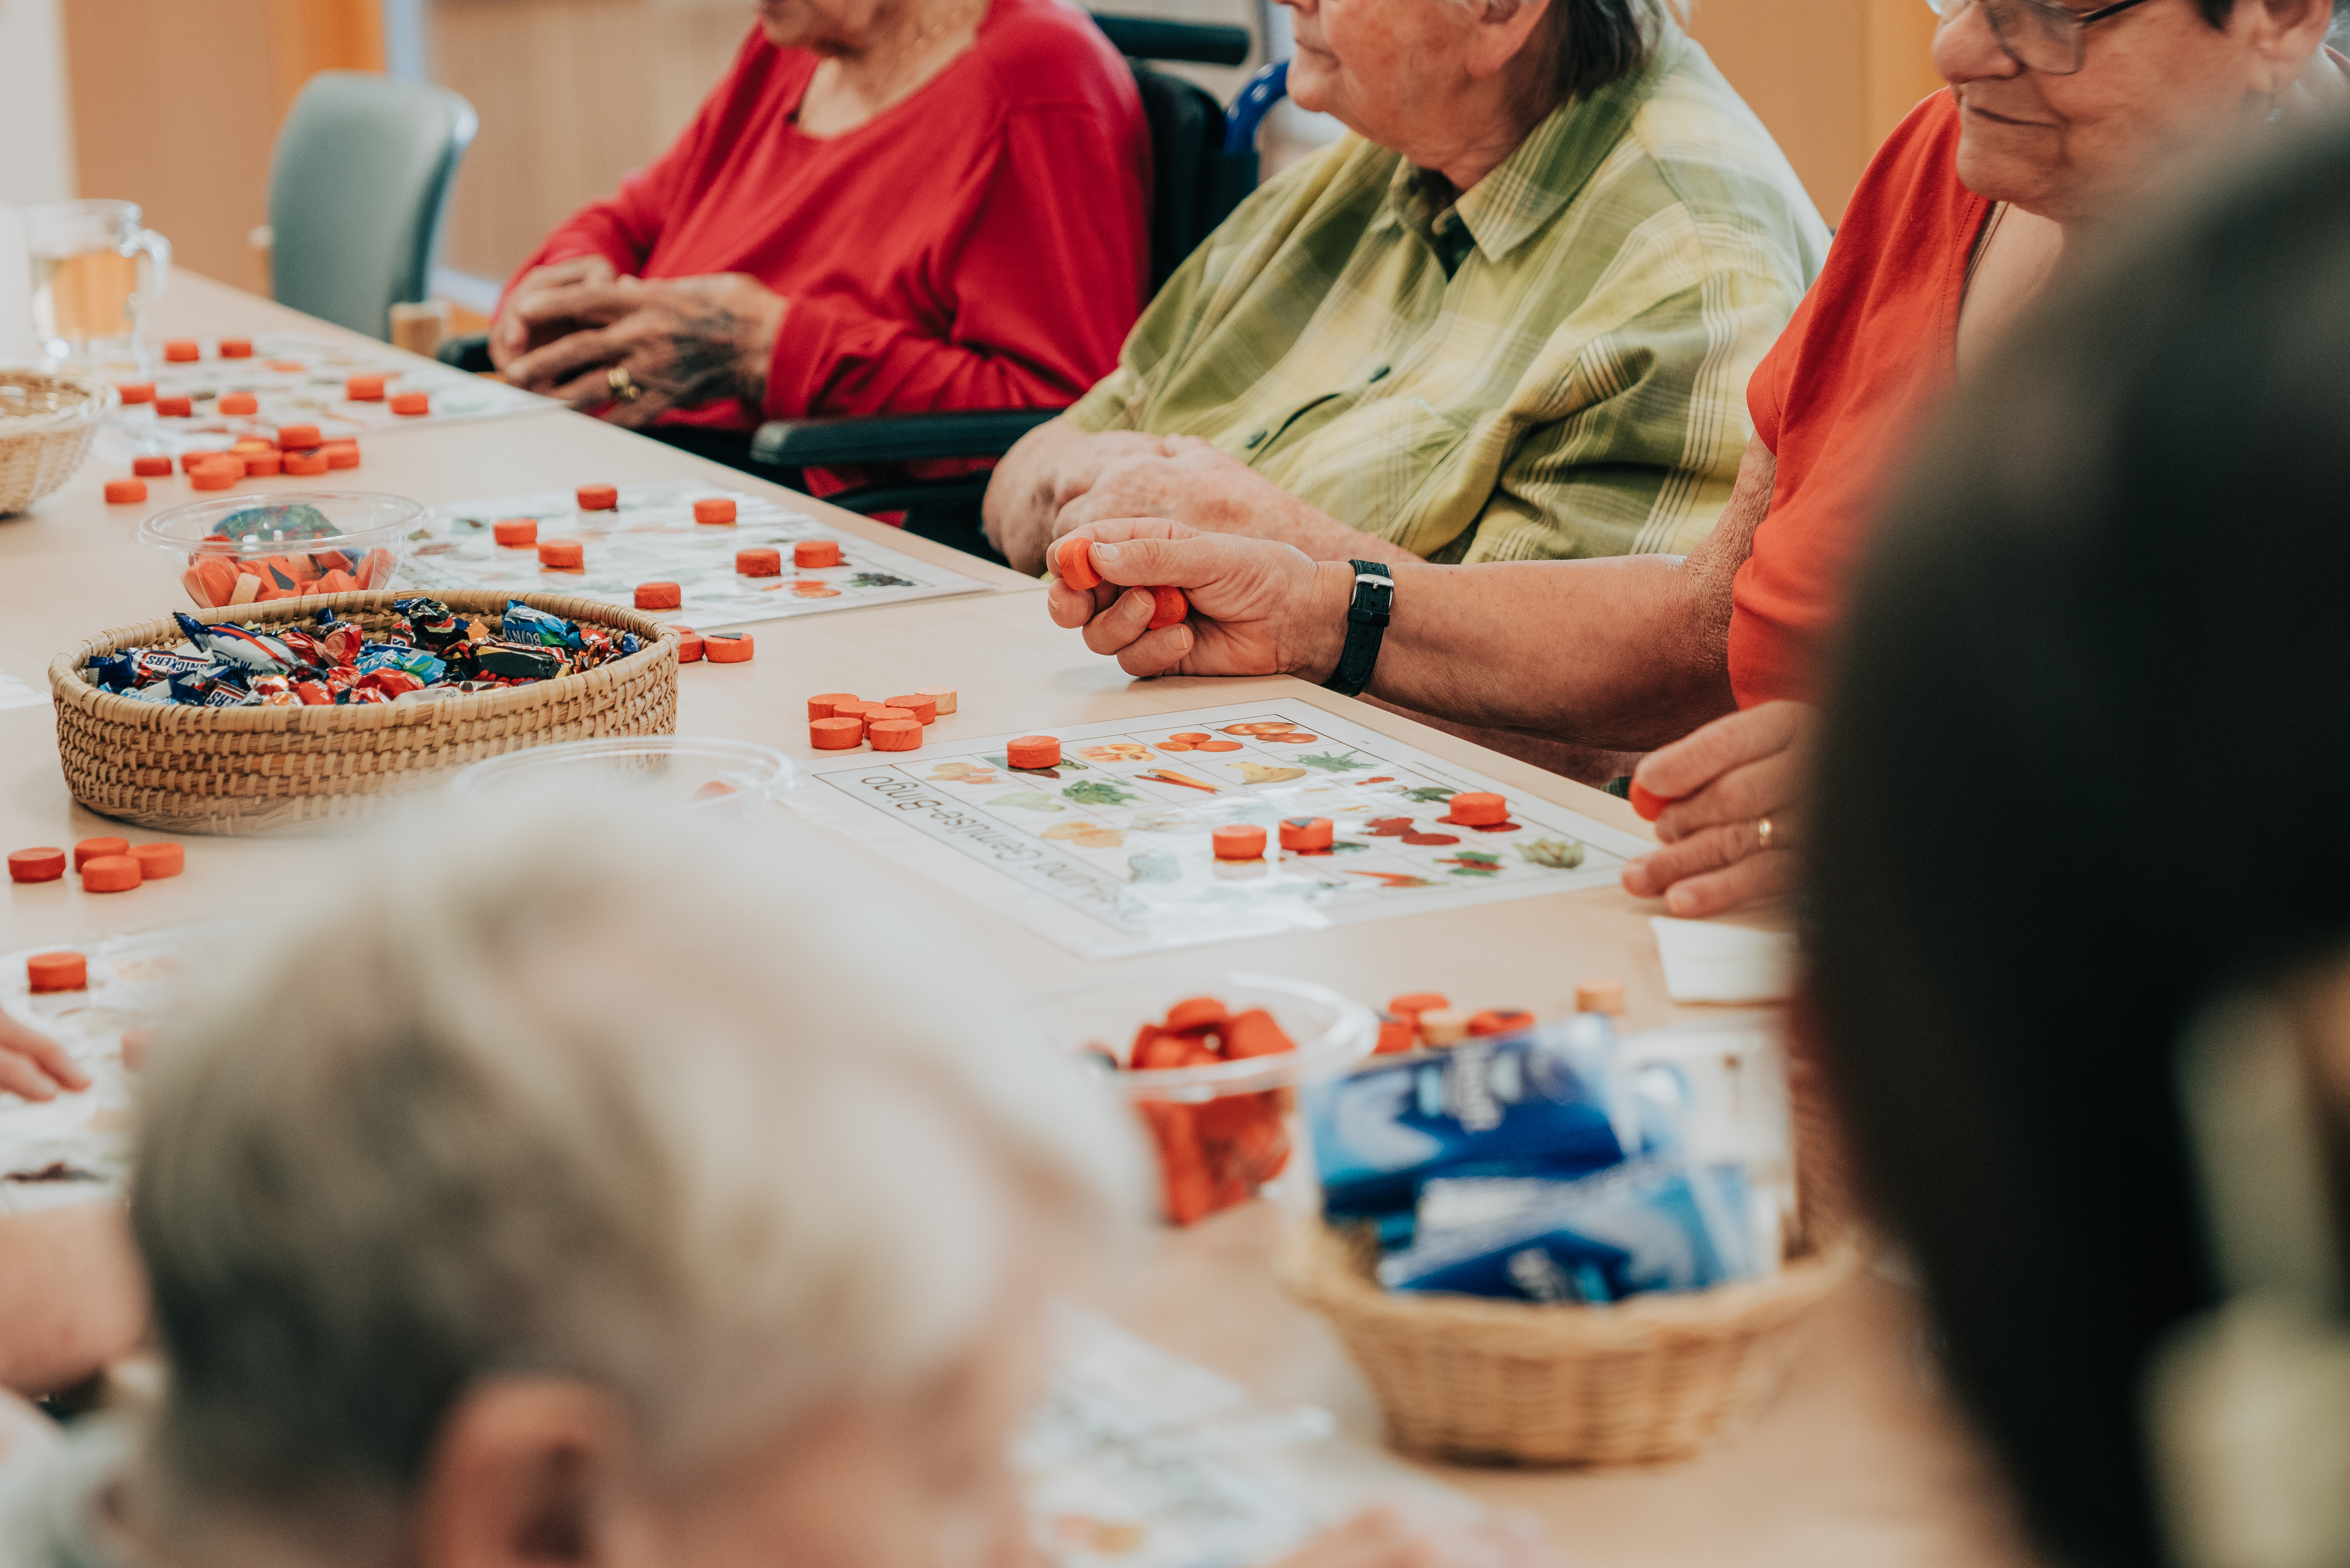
[
  {"left": 138, "top": 490, "right": 424, "bottom": 609},
  {"left": 1026, "top": 972, "right": 1377, "bottom": 1224},
  {"left": 450, "top": 736, "right": 796, "bottom": 819}
]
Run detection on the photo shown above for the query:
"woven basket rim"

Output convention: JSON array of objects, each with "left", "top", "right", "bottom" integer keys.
[
  {"left": 1279, "top": 1216, "right": 1863, "bottom": 1349},
  {"left": 0, "top": 370, "right": 116, "bottom": 435},
  {"left": 47, "top": 588, "right": 679, "bottom": 729}
]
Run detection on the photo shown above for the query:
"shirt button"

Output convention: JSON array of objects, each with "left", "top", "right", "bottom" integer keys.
[{"left": 1245, "top": 429, "right": 1266, "bottom": 448}]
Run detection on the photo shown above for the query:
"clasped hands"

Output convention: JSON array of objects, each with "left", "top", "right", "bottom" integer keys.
[
  {"left": 1049, "top": 516, "right": 1811, "bottom": 916},
  {"left": 490, "top": 255, "right": 786, "bottom": 428},
  {"left": 994, "top": 429, "right": 1326, "bottom": 574}
]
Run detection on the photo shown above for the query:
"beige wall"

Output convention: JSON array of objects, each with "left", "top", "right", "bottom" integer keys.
[{"left": 60, "top": 0, "right": 383, "bottom": 284}]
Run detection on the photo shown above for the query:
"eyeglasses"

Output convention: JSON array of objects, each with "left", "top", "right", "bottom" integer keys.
[{"left": 1923, "top": 0, "right": 2161, "bottom": 75}]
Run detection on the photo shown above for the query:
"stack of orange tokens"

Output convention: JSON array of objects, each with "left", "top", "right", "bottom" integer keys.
[
  {"left": 1113, "top": 994, "right": 1298, "bottom": 1225},
  {"left": 805, "top": 691, "right": 950, "bottom": 750}
]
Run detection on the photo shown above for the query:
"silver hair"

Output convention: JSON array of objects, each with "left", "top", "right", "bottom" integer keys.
[{"left": 130, "top": 795, "right": 1146, "bottom": 1513}]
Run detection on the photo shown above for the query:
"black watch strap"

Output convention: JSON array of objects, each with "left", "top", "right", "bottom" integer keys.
[{"left": 1321, "top": 561, "right": 1393, "bottom": 698}]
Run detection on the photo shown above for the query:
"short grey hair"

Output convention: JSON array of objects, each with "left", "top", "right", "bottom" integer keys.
[
  {"left": 1463, "top": 0, "right": 1677, "bottom": 106},
  {"left": 130, "top": 797, "right": 1144, "bottom": 1517}
]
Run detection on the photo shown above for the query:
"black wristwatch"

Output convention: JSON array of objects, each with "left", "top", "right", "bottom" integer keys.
[{"left": 1321, "top": 561, "right": 1393, "bottom": 698}]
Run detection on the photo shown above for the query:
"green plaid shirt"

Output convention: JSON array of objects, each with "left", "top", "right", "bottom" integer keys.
[{"left": 1066, "top": 29, "right": 1828, "bottom": 562}]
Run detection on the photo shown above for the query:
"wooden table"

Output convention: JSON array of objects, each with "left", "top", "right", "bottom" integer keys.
[{"left": 0, "top": 276, "right": 2034, "bottom": 1568}]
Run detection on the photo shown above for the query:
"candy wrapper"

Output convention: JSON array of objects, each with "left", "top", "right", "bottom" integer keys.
[{"left": 1376, "top": 1160, "right": 1765, "bottom": 1303}]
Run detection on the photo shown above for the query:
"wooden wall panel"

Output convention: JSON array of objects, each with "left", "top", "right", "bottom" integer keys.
[{"left": 61, "top": 0, "right": 388, "bottom": 284}]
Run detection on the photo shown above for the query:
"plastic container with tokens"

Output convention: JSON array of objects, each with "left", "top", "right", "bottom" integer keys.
[
  {"left": 452, "top": 736, "right": 795, "bottom": 826},
  {"left": 139, "top": 491, "right": 421, "bottom": 610},
  {"left": 1027, "top": 973, "right": 1379, "bottom": 1223}
]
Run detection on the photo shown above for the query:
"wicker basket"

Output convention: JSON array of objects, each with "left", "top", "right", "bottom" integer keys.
[
  {"left": 0, "top": 371, "right": 115, "bottom": 515},
  {"left": 49, "top": 589, "right": 678, "bottom": 835},
  {"left": 1278, "top": 1216, "right": 1862, "bottom": 1468}
]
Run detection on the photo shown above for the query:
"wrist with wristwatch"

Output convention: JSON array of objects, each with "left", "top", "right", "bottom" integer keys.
[{"left": 1320, "top": 560, "right": 1392, "bottom": 698}]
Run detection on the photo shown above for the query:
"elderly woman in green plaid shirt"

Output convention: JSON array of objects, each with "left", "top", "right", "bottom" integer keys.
[{"left": 982, "top": 0, "right": 1826, "bottom": 575}]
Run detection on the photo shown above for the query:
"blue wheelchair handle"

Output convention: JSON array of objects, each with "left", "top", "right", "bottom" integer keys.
[{"left": 1223, "top": 59, "right": 1289, "bottom": 155}]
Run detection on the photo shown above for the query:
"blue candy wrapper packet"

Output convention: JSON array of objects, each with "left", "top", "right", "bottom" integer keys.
[
  {"left": 357, "top": 643, "right": 447, "bottom": 685},
  {"left": 1306, "top": 1015, "right": 1650, "bottom": 1219},
  {"left": 501, "top": 600, "right": 582, "bottom": 649},
  {"left": 1377, "top": 1160, "right": 1762, "bottom": 1303}
]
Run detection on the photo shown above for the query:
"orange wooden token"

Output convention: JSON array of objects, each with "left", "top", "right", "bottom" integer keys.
[
  {"left": 130, "top": 842, "right": 184, "bottom": 879},
  {"left": 26, "top": 952, "right": 87, "bottom": 993},
  {"left": 346, "top": 374, "right": 387, "bottom": 400},
  {"left": 672, "top": 628, "right": 704, "bottom": 663},
  {"left": 81, "top": 854, "right": 141, "bottom": 893},
  {"left": 132, "top": 455, "right": 173, "bottom": 477},
  {"left": 1277, "top": 816, "right": 1334, "bottom": 852},
  {"left": 217, "top": 392, "right": 258, "bottom": 415},
  {"left": 864, "top": 706, "right": 914, "bottom": 728},
  {"left": 163, "top": 340, "right": 200, "bottom": 362},
  {"left": 284, "top": 451, "right": 330, "bottom": 476},
  {"left": 7, "top": 848, "right": 66, "bottom": 883},
  {"left": 810, "top": 717, "right": 864, "bottom": 750},
  {"left": 577, "top": 484, "right": 619, "bottom": 511},
  {"left": 634, "top": 582, "right": 682, "bottom": 611},
  {"left": 736, "top": 548, "right": 783, "bottom": 577},
  {"left": 241, "top": 450, "right": 282, "bottom": 477},
  {"left": 537, "top": 538, "right": 584, "bottom": 569},
  {"left": 914, "top": 685, "right": 957, "bottom": 714},
  {"left": 1005, "top": 735, "right": 1061, "bottom": 769},
  {"left": 693, "top": 498, "right": 737, "bottom": 525},
  {"left": 116, "top": 382, "right": 155, "bottom": 405},
  {"left": 829, "top": 700, "right": 878, "bottom": 732},
  {"left": 807, "top": 692, "right": 861, "bottom": 719},
  {"left": 792, "top": 538, "right": 841, "bottom": 568},
  {"left": 155, "top": 395, "right": 193, "bottom": 417},
  {"left": 1627, "top": 780, "right": 1668, "bottom": 821},
  {"left": 1145, "top": 586, "right": 1190, "bottom": 629},
  {"left": 190, "top": 462, "right": 239, "bottom": 491},
  {"left": 1212, "top": 824, "right": 1267, "bottom": 860},
  {"left": 1388, "top": 993, "right": 1449, "bottom": 1020},
  {"left": 1467, "top": 1009, "right": 1535, "bottom": 1037},
  {"left": 492, "top": 518, "right": 538, "bottom": 547},
  {"left": 322, "top": 441, "right": 360, "bottom": 469},
  {"left": 389, "top": 392, "right": 430, "bottom": 416},
  {"left": 1444, "top": 792, "right": 1507, "bottom": 826},
  {"left": 1054, "top": 535, "right": 1100, "bottom": 590},
  {"left": 218, "top": 338, "right": 253, "bottom": 358},
  {"left": 180, "top": 450, "right": 227, "bottom": 473},
  {"left": 703, "top": 631, "right": 754, "bottom": 663},
  {"left": 869, "top": 719, "right": 923, "bottom": 752},
  {"left": 881, "top": 694, "right": 936, "bottom": 724},
  {"left": 104, "top": 479, "right": 147, "bottom": 504},
  {"left": 274, "top": 423, "right": 321, "bottom": 449},
  {"left": 1165, "top": 996, "right": 1227, "bottom": 1032}
]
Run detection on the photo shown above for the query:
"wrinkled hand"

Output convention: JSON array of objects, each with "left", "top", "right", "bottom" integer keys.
[
  {"left": 0, "top": 1014, "right": 87, "bottom": 1102},
  {"left": 499, "top": 274, "right": 786, "bottom": 429},
  {"left": 1045, "top": 518, "right": 1337, "bottom": 679},
  {"left": 487, "top": 254, "right": 619, "bottom": 369},
  {"left": 1270, "top": 1507, "right": 1569, "bottom": 1568},
  {"left": 989, "top": 430, "right": 1178, "bottom": 574},
  {"left": 1052, "top": 438, "right": 1293, "bottom": 542},
  {"left": 1620, "top": 700, "right": 1814, "bottom": 917}
]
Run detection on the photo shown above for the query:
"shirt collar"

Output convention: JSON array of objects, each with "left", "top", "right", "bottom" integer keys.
[{"left": 1382, "top": 25, "right": 1687, "bottom": 268}]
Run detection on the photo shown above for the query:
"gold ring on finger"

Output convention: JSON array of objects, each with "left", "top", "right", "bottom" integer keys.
[
  {"left": 607, "top": 365, "right": 643, "bottom": 402},
  {"left": 1756, "top": 815, "right": 1775, "bottom": 853}
]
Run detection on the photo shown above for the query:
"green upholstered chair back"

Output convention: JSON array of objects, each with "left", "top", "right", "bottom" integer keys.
[{"left": 266, "top": 71, "right": 477, "bottom": 340}]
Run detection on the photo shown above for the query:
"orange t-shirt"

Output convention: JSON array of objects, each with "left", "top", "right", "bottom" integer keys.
[{"left": 1727, "top": 92, "right": 1991, "bottom": 708}]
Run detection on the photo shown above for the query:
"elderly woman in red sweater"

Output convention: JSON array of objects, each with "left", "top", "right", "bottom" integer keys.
[{"left": 489, "top": 0, "right": 1150, "bottom": 438}]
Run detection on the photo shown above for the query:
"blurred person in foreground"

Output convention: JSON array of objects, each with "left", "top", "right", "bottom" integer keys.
[
  {"left": 1043, "top": 0, "right": 2347, "bottom": 914},
  {"left": 984, "top": 0, "right": 1827, "bottom": 575},
  {"left": 1804, "top": 113, "right": 2350, "bottom": 1568},
  {"left": 0, "top": 805, "right": 1565, "bottom": 1568},
  {"left": 488, "top": 0, "right": 1149, "bottom": 479}
]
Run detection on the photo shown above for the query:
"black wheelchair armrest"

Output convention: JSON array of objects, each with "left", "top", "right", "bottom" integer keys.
[
  {"left": 438, "top": 334, "right": 495, "bottom": 373},
  {"left": 749, "top": 407, "right": 1064, "bottom": 469}
]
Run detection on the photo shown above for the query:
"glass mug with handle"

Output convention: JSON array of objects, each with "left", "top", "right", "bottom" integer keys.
[{"left": 25, "top": 199, "right": 171, "bottom": 367}]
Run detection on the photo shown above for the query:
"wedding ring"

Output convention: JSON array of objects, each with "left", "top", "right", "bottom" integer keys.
[
  {"left": 607, "top": 365, "right": 643, "bottom": 402},
  {"left": 1756, "top": 815, "right": 1775, "bottom": 852}
]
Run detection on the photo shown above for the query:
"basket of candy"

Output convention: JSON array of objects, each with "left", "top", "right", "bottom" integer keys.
[
  {"left": 1276, "top": 1012, "right": 1860, "bottom": 1467},
  {"left": 0, "top": 371, "right": 115, "bottom": 515},
  {"left": 137, "top": 492, "right": 421, "bottom": 608},
  {"left": 48, "top": 589, "right": 677, "bottom": 835},
  {"left": 1030, "top": 974, "right": 1379, "bottom": 1226}
]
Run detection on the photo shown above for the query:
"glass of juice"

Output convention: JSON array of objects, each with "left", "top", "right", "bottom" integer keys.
[{"left": 26, "top": 200, "right": 171, "bottom": 367}]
